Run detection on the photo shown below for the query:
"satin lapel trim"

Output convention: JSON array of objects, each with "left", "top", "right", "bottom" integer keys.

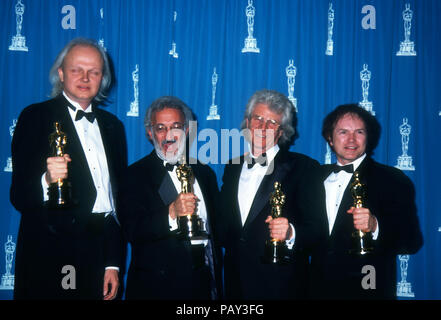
[
  {"left": 191, "top": 164, "right": 215, "bottom": 232},
  {"left": 330, "top": 187, "right": 353, "bottom": 237},
  {"left": 330, "top": 157, "right": 369, "bottom": 237},
  {"left": 147, "top": 154, "right": 178, "bottom": 206},
  {"left": 158, "top": 174, "right": 178, "bottom": 206},
  {"left": 243, "top": 154, "right": 290, "bottom": 229},
  {"left": 230, "top": 158, "right": 245, "bottom": 228}
]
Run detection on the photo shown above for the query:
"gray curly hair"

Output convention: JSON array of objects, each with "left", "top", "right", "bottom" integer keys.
[
  {"left": 240, "top": 89, "right": 298, "bottom": 146},
  {"left": 144, "top": 96, "right": 195, "bottom": 142}
]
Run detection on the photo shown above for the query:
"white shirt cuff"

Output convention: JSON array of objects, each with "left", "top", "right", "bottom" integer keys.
[
  {"left": 105, "top": 266, "right": 119, "bottom": 272},
  {"left": 286, "top": 223, "right": 296, "bottom": 249},
  {"left": 41, "top": 172, "right": 49, "bottom": 201},
  {"left": 169, "top": 215, "right": 178, "bottom": 231},
  {"left": 372, "top": 219, "right": 379, "bottom": 240}
]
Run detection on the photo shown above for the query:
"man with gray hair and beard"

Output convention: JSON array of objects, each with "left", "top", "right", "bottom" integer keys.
[
  {"left": 218, "top": 89, "right": 322, "bottom": 299},
  {"left": 118, "top": 96, "right": 222, "bottom": 299},
  {"left": 10, "top": 38, "right": 127, "bottom": 299}
]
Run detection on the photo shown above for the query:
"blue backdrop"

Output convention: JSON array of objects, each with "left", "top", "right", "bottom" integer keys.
[{"left": 0, "top": 0, "right": 440, "bottom": 300}]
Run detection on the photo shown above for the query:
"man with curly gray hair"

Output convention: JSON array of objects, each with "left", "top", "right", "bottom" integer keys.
[
  {"left": 218, "top": 89, "right": 321, "bottom": 299},
  {"left": 240, "top": 89, "right": 298, "bottom": 149}
]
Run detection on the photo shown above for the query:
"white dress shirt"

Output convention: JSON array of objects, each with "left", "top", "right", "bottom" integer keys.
[
  {"left": 238, "top": 144, "right": 295, "bottom": 246},
  {"left": 324, "top": 153, "right": 379, "bottom": 238},
  {"left": 167, "top": 163, "right": 209, "bottom": 246},
  {"left": 42, "top": 92, "right": 115, "bottom": 217}
]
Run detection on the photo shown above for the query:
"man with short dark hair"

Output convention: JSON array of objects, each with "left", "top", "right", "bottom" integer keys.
[
  {"left": 309, "top": 103, "right": 423, "bottom": 299},
  {"left": 10, "top": 38, "right": 127, "bottom": 299}
]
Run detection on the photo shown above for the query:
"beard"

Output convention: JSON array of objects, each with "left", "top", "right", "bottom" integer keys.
[{"left": 153, "top": 135, "right": 187, "bottom": 165}]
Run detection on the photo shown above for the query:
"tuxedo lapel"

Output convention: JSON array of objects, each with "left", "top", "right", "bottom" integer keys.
[
  {"left": 329, "top": 157, "right": 370, "bottom": 238},
  {"left": 225, "top": 157, "right": 245, "bottom": 228},
  {"left": 158, "top": 175, "right": 178, "bottom": 206},
  {"left": 192, "top": 164, "right": 211, "bottom": 223},
  {"left": 330, "top": 187, "right": 353, "bottom": 238},
  {"left": 322, "top": 164, "right": 335, "bottom": 179},
  {"left": 319, "top": 165, "right": 332, "bottom": 235},
  {"left": 146, "top": 153, "right": 178, "bottom": 206},
  {"left": 243, "top": 151, "right": 291, "bottom": 229}
]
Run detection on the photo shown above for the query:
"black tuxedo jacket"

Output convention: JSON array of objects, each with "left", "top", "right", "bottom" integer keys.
[
  {"left": 309, "top": 157, "right": 423, "bottom": 299},
  {"left": 10, "top": 95, "right": 127, "bottom": 299},
  {"left": 118, "top": 151, "right": 222, "bottom": 300},
  {"left": 218, "top": 149, "right": 321, "bottom": 299}
]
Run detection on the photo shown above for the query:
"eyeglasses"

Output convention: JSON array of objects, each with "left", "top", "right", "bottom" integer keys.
[
  {"left": 152, "top": 122, "right": 185, "bottom": 134},
  {"left": 249, "top": 115, "right": 281, "bottom": 130}
]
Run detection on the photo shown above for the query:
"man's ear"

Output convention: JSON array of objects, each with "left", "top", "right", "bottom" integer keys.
[
  {"left": 147, "top": 129, "right": 153, "bottom": 141},
  {"left": 58, "top": 67, "right": 64, "bottom": 82},
  {"left": 277, "top": 128, "right": 283, "bottom": 141}
]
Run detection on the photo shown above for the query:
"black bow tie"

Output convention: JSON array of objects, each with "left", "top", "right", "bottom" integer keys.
[
  {"left": 165, "top": 163, "right": 176, "bottom": 172},
  {"left": 332, "top": 163, "right": 354, "bottom": 174},
  {"left": 247, "top": 153, "right": 267, "bottom": 169},
  {"left": 75, "top": 110, "right": 96, "bottom": 123}
]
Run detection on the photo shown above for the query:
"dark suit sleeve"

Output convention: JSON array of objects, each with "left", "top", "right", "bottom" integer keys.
[
  {"left": 371, "top": 168, "right": 423, "bottom": 254},
  {"left": 290, "top": 158, "right": 325, "bottom": 254},
  {"left": 104, "top": 119, "right": 128, "bottom": 269},
  {"left": 216, "top": 163, "right": 235, "bottom": 248},
  {"left": 112, "top": 119, "right": 128, "bottom": 189},
  {"left": 198, "top": 164, "right": 220, "bottom": 241},
  {"left": 10, "top": 105, "right": 50, "bottom": 215},
  {"left": 104, "top": 215, "right": 126, "bottom": 267},
  {"left": 117, "top": 167, "right": 173, "bottom": 245}
]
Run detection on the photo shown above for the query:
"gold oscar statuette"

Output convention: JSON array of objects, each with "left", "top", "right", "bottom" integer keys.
[
  {"left": 175, "top": 160, "right": 208, "bottom": 241},
  {"left": 47, "top": 122, "right": 72, "bottom": 208},
  {"left": 349, "top": 171, "right": 373, "bottom": 255},
  {"left": 263, "top": 182, "right": 291, "bottom": 264}
]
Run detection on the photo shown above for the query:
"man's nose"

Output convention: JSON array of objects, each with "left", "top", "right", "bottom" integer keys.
[
  {"left": 348, "top": 132, "right": 356, "bottom": 141},
  {"left": 80, "top": 71, "right": 90, "bottom": 82},
  {"left": 166, "top": 128, "right": 182, "bottom": 140},
  {"left": 165, "top": 129, "right": 174, "bottom": 140},
  {"left": 262, "top": 121, "right": 271, "bottom": 130}
]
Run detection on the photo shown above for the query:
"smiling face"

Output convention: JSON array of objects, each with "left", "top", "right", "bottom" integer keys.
[
  {"left": 148, "top": 107, "right": 188, "bottom": 164},
  {"left": 329, "top": 113, "right": 367, "bottom": 165},
  {"left": 246, "top": 103, "right": 283, "bottom": 156},
  {"left": 58, "top": 45, "right": 103, "bottom": 110}
]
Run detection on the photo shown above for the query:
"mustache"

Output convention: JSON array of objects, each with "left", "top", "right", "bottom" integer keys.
[{"left": 162, "top": 139, "right": 177, "bottom": 146}]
